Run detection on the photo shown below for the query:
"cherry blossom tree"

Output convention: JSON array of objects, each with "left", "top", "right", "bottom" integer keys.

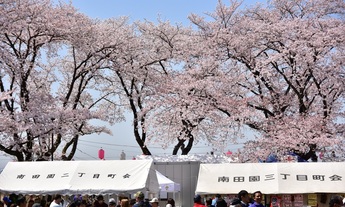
[
  {"left": 143, "top": 1, "right": 253, "bottom": 155},
  {"left": 105, "top": 20, "right": 191, "bottom": 155},
  {"left": 51, "top": 18, "right": 136, "bottom": 160},
  {"left": 0, "top": 0, "right": 125, "bottom": 161},
  {"left": 144, "top": 48, "right": 251, "bottom": 154},
  {"left": 184, "top": 0, "right": 345, "bottom": 161}
]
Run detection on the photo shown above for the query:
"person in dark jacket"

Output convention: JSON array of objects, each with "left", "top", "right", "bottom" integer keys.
[
  {"left": 329, "top": 196, "right": 344, "bottom": 207},
  {"left": 193, "top": 195, "right": 206, "bottom": 207},
  {"left": 133, "top": 192, "right": 151, "bottom": 207},
  {"left": 216, "top": 199, "right": 227, "bottom": 207},
  {"left": 238, "top": 190, "right": 250, "bottom": 207},
  {"left": 94, "top": 195, "right": 108, "bottom": 207},
  {"left": 206, "top": 198, "right": 214, "bottom": 207}
]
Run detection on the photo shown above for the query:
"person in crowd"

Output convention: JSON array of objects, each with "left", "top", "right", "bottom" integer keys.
[
  {"left": 144, "top": 200, "right": 151, "bottom": 207},
  {"left": 71, "top": 200, "right": 87, "bottom": 207},
  {"left": 32, "top": 198, "right": 42, "bottom": 207},
  {"left": 3, "top": 197, "right": 12, "bottom": 207},
  {"left": 216, "top": 198, "right": 227, "bottom": 207},
  {"left": 238, "top": 190, "right": 250, "bottom": 207},
  {"left": 230, "top": 198, "right": 241, "bottom": 207},
  {"left": 329, "top": 196, "right": 344, "bottom": 207},
  {"left": 94, "top": 196, "right": 108, "bottom": 207},
  {"left": 120, "top": 199, "right": 130, "bottom": 207},
  {"left": 206, "top": 198, "right": 214, "bottom": 207},
  {"left": 108, "top": 199, "right": 116, "bottom": 207},
  {"left": 129, "top": 199, "right": 136, "bottom": 207},
  {"left": 40, "top": 198, "right": 47, "bottom": 207},
  {"left": 149, "top": 198, "right": 159, "bottom": 207},
  {"left": 16, "top": 195, "right": 26, "bottom": 207},
  {"left": 50, "top": 195, "right": 63, "bottom": 207},
  {"left": 71, "top": 199, "right": 87, "bottom": 207},
  {"left": 212, "top": 195, "right": 220, "bottom": 207},
  {"left": 41, "top": 198, "right": 48, "bottom": 207},
  {"left": 249, "top": 191, "right": 264, "bottom": 207},
  {"left": 133, "top": 192, "right": 144, "bottom": 207},
  {"left": 194, "top": 195, "right": 206, "bottom": 207},
  {"left": 28, "top": 200, "right": 35, "bottom": 207},
  {"left": 166, "top": 199, "right": 175, "bottom": 207},
  {"left": 133, "top": 191, "right": 150, "bottom": 207},
  {"left": 117, "top": 200, "right": 122, "bottom": 207},
  {"left": 70, "top": 195, "right": 82, "bottom": 207}
]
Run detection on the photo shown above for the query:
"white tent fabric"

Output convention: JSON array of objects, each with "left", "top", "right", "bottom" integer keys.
[
  {"left": 195, "top": 162, "right": 345, "bottom": 194},
  {"left": 0, "top": 160, "right": 159, "bottom": 195},
  {"left": 155, "top": 170, "right": 180, "bottom": 192}
]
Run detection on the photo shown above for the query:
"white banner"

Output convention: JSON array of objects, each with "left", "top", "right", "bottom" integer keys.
[
  {"left": 195, "top": 162, "right": 345, "bottom": 194},
  {"left": 0, "top": 160, "right": 159, "bottom": 195}
]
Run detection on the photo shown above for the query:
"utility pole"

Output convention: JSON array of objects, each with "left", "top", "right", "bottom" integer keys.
[{"left": 51, "top": 133, "right": 54, "bottom": 161}]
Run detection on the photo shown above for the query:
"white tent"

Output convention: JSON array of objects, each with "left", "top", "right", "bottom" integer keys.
[
  {"left": 195, "top": 162, "right": 345, "bottom": 195},
  {"left": 0, "top": 160, "right": 159, "bottom": 195},
  {"left": 156, "top": 170, "right": 180, "bottom": 192}
]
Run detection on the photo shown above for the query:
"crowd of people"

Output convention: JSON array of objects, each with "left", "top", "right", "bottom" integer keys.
[
  {"left": 0, "top": 191, "right": 175, "bottom": 207},
  {"left": 192, "top": 190, "right": 267, "bottom": 207},
  {"left": 193, "top": 190, "right": 345, "bottom": 207},
  {"left": 1, "top": 191, "right": 344, "bottom": 207}
]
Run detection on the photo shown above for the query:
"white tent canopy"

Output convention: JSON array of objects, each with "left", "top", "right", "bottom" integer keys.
[
  {"left": 156, "top": 170, "right": 180, "bottom": 192},
  {"left": 196, "top": 162, "right": 345, "bottom": 195},
  {"left": 0, "top": 160, "right": 159, "bottom": 195}
]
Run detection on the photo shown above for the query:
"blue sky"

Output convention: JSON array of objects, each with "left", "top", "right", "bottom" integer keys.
[
  {"left": 64, "top": 0, "right": 265, "bottom": 23},
  {"left": 0, "top": 0, "right": 263, "bottom": 169}
]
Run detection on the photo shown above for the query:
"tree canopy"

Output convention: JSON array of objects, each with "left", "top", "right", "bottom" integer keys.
[{"left": 0, "top": 0, "right": 344, "bottom": 162}]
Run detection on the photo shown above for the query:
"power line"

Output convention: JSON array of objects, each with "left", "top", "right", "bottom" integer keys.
[
  {"left": 76, "top": 148, "right": 98, "bottom": 159},
  {"left": 78, "top": 139, "right": 245, "bottom": 148},
  {"left": 78, "top": 139, "right": 153, "bottom": 148}
]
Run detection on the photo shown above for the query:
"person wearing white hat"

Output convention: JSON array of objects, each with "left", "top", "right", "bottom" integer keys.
[
  {"left": 149, "top": 198, "right": 159, "bottom": 207},
  {"left": 109, "top": 199, "right": 116, "bottom": 207}
]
